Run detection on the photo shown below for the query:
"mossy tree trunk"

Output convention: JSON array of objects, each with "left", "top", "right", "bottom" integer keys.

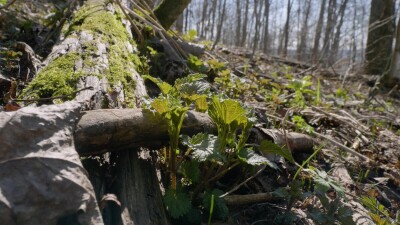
[{"left": 22, "top": 0, "right": 168, "bottom": 224}]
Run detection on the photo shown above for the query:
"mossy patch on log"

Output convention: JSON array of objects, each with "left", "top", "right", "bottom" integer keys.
[{"left": 23, "top": 2, "right": 146, "bottom": 107}]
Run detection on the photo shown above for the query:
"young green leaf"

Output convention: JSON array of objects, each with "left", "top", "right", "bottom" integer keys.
[
  {"left": 150, "top": 98, "right": 169, "bottom": 115},
  {"left": 306, "top": 167, "right": 345, "bottom": 197},
  {"left": 259, "top": 140, "right": 295, "bottom": 163},
  {"left": 143, "top": 75, "right": 173, "bottom": 95},
  {"left": 182, "top": 133, "right": 226, "bottom": 162},
  {"left": 195, "top": 96, "right": 208, "bottom": 112}
]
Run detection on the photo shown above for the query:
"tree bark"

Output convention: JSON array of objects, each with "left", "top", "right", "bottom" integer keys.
[
  {"left": 153, "top": 0, "right": 192, "bottom": 30},
  {"left": 312, "top": 0, "right": 327, "bottom": 62},
  {"left": 235, "top": 0, "right": 242, "bottom": 46},
  {"left": 281, "top": 0, "right": 292, "bottom": 57},
  {"left": 297, "top": 0, "right": 311, "bottom": 60},
  {"left": 320, "top": 0, "right": 337, "bottom": 62},
  {"left": 240, "top": 0, "right": 249, "bottom": 47},
  {"left": 21, "top": 0, "right": 179, "bottom": 224},
  {"left": 262, "top": 0, "right": 270, "bottom": 53},
  {"left": 211, "top": 0, "right": 227, "bottom": 50},
  {"left": 386, "top": 12, "right": 400, "bottom": 87},
  {"left": 365, "top": 0, "right": 395, "bottom": 75},
  {"left": 330, "top": 0, "right": 349, "bottom": 64},
  {"left": 251, "top": 0, "right": 263, "bottom": 58},
  {"left": 200, "top": 0, "right": 208, "bottom": 38}
]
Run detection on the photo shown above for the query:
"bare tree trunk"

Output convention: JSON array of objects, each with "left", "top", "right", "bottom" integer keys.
[
  {"left": 211, "top": 0, "right": 227, "bottom": 50},
  {"left": 320, "top": 0, "right": 337, "bottom": 62},
  {"left": 386, "top": 11, "right": 400, "bottom": 87},
  {"left": 330, "top": 0, "right": 349, "bottom": 64},
  {"left": 184, "top": 6, "right": 189, "bottom": 33},
  {"left": 262, "top": 0, "right": 270, "bottom": 53},
  {"left": 240, "top": 0, "right": 249, "bottom": 47},
  {"left": 200, "top": 0, "right": 208, "bottom": 38},
  {"left": 365, "top": 0, "right": 395, "bottom": 75},
  {"left": 350, "top": 0, "right": 358, "bottom": 65},
  {"left": 175, "top": 14, "right": 184, "bottom": 33},
  {"left": 154, "top": 0, "right": 192, "bottom": 30},
  {"left": 281, "top": 0, "right": 292, "bottom": 57},
  {"left": 312, "top": 0, "right": 327, "bottom": 62},
  {"left": 209, "top": 0, "right": 218, "bottom": 40},
  {"left": 235, "top": 0, "right": 241, "bottom": 46},
  {"left": 297, "top": 0, "right": 311, "bottom": 60},
  {"left": 251, "top": 0, "right": 263, "bottom": 59}
]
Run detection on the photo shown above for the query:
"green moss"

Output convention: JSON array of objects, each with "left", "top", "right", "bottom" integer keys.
[
  {"left": 24, "top": 2, "right": 149, "bottom": 107},
  {"left": 22, "top": 53, "right": 82, "bottom": 99}
]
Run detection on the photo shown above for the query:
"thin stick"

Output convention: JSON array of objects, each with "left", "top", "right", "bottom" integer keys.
[{"left": 220, "top": 165, "right": 266, "bottom": 198}]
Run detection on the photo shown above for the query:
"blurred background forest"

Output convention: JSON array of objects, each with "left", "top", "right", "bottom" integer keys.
[{"left": 170, "top": 0, "right": 400, "bottom": 87}]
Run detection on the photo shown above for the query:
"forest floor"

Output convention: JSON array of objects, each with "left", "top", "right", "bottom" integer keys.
[{"left": 186, "top": 44, "right": 400, "bottom": 224}]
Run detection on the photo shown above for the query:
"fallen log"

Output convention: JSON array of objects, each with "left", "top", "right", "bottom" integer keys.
[
  {"left": 223, "top": 193, "right": 282, "bottom": 205},
  {"left": 74, "top": 109, "right": 216, "bottom": 155}
]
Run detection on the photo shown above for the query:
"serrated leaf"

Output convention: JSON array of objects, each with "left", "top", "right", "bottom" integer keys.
[
  {"left": 151, "top": 98, "right": 169, "bottom": 115},
  {"left": 209, "top": 96, "right": 248, "bottom": 126},
  {"left": 163, "top": 188, "right": 191, "bottom": 219},
  {"left": 179, "top": 161, "right": 201, "bottom": 183},
  {"left": 195, "top": 96, "right": 208, "bottom": 112},
  {"left": 307, "top": 168, "right": 345, "bottom": 197},
  {"left": 259, "top": 140, "right": 294, "bottom": 163},
  {"left": 238, "top": 148, "right": 277, "bottom": 168},
  {"left": 183, "top": 133, "right": 225, "bottom": 162},
  {"left": 203, "top": 189, "right": 229, "bottom": 220}
]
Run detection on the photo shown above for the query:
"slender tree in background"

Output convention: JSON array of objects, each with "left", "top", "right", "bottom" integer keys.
[
  {"left": 297, "top": 0, "right": 311, "bottom": 60},
  {"left": 330, "top": 0, "right": 349, "bottom": 64},
  {"left": 320, "top": 0, "right": 337, "bottom": 62},
  {"left": 350, "top": 0, "right": 358, "bottom": 66},
  {"left": 211, "top": 0, "right": 227, "bottom": 50},
  {"left": 235, "top": 0, "right": 242, "bottom": 46},
  {"left": 262, "top": 0, "right": 270, "bottom": 53},
  {"left": 281, "top": 0, "right": 293, "bottom": 57},
  {"left": 209, "top": 0, "right": 217, "bottom": 39},
  {"left": 251, "top": 0, "right": 263, "bottom": 58},
  {"left": 312, "top": 0, "right": 327, "bottom": 62},
  {"left": 240, "top": 0, "right": 249, "bottom": 47},
  {"left": 200, "top": 0, "right": 208, "bottom": 38},
  {"left": 365, "top": 0, "right": 395, "bottom": 75}
]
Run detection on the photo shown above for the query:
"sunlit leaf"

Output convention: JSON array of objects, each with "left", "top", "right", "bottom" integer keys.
[
  {"left": 151, "top": 98, "right": 169, "bottom": 115},
  {"left": 143, "top": 75, "right": 173, "bottom": 95},
  {"left": 182, "top": 133, "right": 225, "bottom": 162},
  {"left": 237, "top": 148, "right": 277, "bottom": 168},
  {"left": 195, "top": 96, "right": 208, "bottom": 112}
]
